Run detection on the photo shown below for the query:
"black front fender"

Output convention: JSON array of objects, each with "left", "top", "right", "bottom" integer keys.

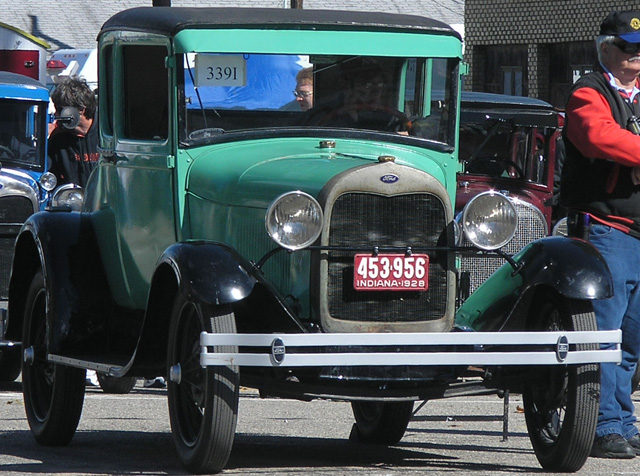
[
  {"left": 134, "top": 241, "right": 304, "bottom": 372},
  {"left": 154, "top": 241, "right": 259, "bottom": 306},
  {"left": 455, "top": 236, "right": 612, "bottom": 331}
]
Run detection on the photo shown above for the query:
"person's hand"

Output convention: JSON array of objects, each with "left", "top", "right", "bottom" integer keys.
[{"left": 632, "top": 166, "right": 640, "bottom": 185}]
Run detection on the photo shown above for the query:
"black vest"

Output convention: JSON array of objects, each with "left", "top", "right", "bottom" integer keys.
[{"left": 560, "top": 70, "right": 640, "bottom": 233}]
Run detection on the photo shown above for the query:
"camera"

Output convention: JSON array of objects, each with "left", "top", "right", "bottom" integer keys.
[{"left": 627, "top": 115, "right": 640, "bottom": 135}]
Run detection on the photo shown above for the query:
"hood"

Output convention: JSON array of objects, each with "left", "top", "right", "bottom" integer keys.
[{"left": 185, "top": 136, "right": 450, "bottom": 209}]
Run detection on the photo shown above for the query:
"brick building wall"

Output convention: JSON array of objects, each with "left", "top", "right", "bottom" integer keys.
[{"left": 464, "top": 0, "right": 640, "bottom": 106}]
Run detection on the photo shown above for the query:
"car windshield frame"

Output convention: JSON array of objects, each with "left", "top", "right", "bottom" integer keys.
[
  {"left": 0, "top": 97, "right": 48, "bottom": 172},
  {"left": 177, "top": 52, "right": 459, "bottom": 148}
]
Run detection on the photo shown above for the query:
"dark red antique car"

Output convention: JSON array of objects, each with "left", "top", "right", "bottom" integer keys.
[{"left": 456, "top": 91, "right": 561, "bottom": 300}]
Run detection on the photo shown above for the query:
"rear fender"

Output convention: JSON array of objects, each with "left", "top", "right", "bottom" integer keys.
[
  {"left": 8, "top": 211, "right": 113, "bottom": 353},
  {"left": 455, "top": 236, "right": 612, "bottom": 331}
]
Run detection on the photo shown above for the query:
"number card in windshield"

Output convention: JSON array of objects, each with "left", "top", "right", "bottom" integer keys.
[{"left": 195, "top": 54, "right": 246, "bottom": 87}]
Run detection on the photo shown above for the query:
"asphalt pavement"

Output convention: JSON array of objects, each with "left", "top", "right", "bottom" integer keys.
[{"left": 2, "top": 379, "right": 640, "bottom": 475}]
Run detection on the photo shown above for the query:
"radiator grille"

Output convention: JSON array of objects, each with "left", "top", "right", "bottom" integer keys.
[
  {"left": 0, "top": 196, "right": 34, "bottom": 299},
  {"left": 459, "top": 199, "right": 547, "bottom": 296},
  {"left": 326, "top": 192, "right": 449, "bottom": 323}
]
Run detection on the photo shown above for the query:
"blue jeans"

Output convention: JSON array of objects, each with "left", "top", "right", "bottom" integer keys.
[{"left": 589, "top": 224, "right": 640, "bottom": 439}]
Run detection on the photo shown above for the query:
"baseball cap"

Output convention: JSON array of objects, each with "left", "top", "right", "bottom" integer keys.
[{"left": 600, "top": 10, "right": 640, "bottom": 42}]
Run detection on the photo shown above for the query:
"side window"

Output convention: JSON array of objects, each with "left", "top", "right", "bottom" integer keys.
[
  {"left": 407, "top": 58, "right": 456, "bottom": 145},
  {"left": 530, "top": 131, "right": 548, "bottom": 185},
  {"left": 403, "top": 58, "right": 420, "bottom": 116},
  {"left": 122, "top": 45, "right": 168, "bottom": 140},
  {"left": 101, "top": 44, "right": 113, "bottom": 137}
]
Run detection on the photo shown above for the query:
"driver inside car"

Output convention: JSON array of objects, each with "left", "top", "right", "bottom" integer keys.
[
  {"left": 305, "top": 58, "right": 410, "bottom": 133},
  {"left": 338, "top": 61, "right": 387, "bottom": 120}
]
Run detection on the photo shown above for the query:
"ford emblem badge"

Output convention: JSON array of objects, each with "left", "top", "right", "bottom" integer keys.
[
  {"left": 380, "top": 174, "right": 399, "bottom": 184},
  {"left": 556, "top": 335, "right": 569, "bottom": 362},
  {"left": 271, "top": 337, "right": 286, "bottom": 365}
]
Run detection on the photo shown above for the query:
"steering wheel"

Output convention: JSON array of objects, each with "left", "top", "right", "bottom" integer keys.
[
  {"left": 466, "top": 156, "right": 525, "bottom": 179},
  {"left": 306, "top": 104, "right": 411, "bottom": 132},
  {"left": 0, "top": 145, "right": 15, "bottom": 159}
]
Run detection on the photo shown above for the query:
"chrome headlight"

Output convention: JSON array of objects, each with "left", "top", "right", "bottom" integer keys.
[
  {"left": 39, "top": 172, "right": 57, "bottom": 192},
  {"left": 462, "top": 191, "right": 517, "bottom": 250},
  {"left": 51, "top": 184, "right": 84, "bottom": 211},
  {"left": 266, "top": 191, "right": 323, "bottom": 250}
]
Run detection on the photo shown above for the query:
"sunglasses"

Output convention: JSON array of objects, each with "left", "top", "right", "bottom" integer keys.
[
  {"left": 293, "top": 89, "right": 313, "bottom": 98},
  {"left": 613, "top": 40, "right": 640, "bottom": 55}
]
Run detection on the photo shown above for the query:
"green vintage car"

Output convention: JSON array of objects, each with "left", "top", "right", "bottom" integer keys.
[{"left": 5, "top": 7, "right": 621, "bottom": 474}]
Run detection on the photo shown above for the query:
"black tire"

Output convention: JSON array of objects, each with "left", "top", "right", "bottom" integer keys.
[
  {"left": 97, "top": 373, "right": 137, "bottom": 394},
  {"left": 350, "top": 401, "right": 414, "bottom": 445},
  {"left": 523, "top": 291, "right": 599, "bottom": 472},
  {"left": 167, "top": 296, "right": 239, "bottom": 474},
  {"left": 0, "top": 346, "right": 21, "bottom": 382},
  {"left": 22, "top": 270, "right": 85, "bottom": 446}
]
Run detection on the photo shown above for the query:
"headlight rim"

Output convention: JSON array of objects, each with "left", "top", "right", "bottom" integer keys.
[
  {"left": 461, "top": 191, "right": 518, "bottom": 251},
  {"left": 265, "top": 190, "right": 323, "bottom": 251},
  {"left": 51, "top": 183, "right": 84, "bottom": 211},
  {"left": 39, "top": 171, "right": 57, "bottom": 192}
]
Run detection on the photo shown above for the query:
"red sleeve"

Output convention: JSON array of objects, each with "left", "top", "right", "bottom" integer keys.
[{"left": 565, "top": 86, "right": 640, "bottom": 167}]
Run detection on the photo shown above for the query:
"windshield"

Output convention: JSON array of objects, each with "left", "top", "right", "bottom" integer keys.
[
  {"left": 459, "top": 119, "right": 551, "bottom": 185},
  {"left": 0, "top": 98, "right": 47, "bottom": 171},
  {"left": 179, "top": 53, "right": 457, "bottom": 145}
]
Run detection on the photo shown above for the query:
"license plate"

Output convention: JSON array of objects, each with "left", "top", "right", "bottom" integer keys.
[{"left": 353, "top": 254, "right": 429, "bottom": 291}]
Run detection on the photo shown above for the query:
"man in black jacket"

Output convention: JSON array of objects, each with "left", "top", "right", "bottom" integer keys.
[{"left": 48, "top": 77, "right": 99, "bottom": 186}]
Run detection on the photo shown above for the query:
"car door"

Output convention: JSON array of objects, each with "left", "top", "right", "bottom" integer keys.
[{"left": 88, "top": 39, "right": 177, "bottom": 311}]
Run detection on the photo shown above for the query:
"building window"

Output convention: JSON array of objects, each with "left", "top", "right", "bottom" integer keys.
[
  {"left": 503, "top": 67, "right": 523, "bottom": 96},
  {"left": 572, "top": 66, "right": 593, "bottom": 83}
]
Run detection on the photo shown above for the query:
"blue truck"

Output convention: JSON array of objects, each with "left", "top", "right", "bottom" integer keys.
[{"left": 0, "top": 71, "right": 56, "bottom": 381}]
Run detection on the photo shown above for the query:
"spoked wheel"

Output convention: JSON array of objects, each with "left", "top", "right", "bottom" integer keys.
[
  {"left": 350, "top": 400, "right": 414, "bottom": 444},
  {"left": 167, "top": 296, "right": 239, "bottom": 474},
  {"left": 523, "top": 290, "right": 599, "bottom": 472},
  {"left": 22, "top": 270, "right": 85, "bottom": 446}
]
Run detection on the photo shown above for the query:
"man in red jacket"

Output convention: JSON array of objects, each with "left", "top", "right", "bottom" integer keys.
[{"left": 561, "top": 10, "right": 640, "bottom": 459}]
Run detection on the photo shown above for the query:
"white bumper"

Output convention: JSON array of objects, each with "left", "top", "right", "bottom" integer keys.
[{"left": 200, "top": 330, "right": 622, "bottom": 367}]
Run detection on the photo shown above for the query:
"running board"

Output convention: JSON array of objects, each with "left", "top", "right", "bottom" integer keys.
[{"left": 48, "top": 354, "right": 125, "bottom": 376}]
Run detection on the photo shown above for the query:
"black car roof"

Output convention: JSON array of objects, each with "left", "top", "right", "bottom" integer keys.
[
  {"left": 461, "top": 91, "right": 554, "bottom": 111},
  {"left": 461, "top": 91, "right": 558, "bottom": 128},
  {"left": 99, "top": 7, "right": 460, "bottom": 39}
]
